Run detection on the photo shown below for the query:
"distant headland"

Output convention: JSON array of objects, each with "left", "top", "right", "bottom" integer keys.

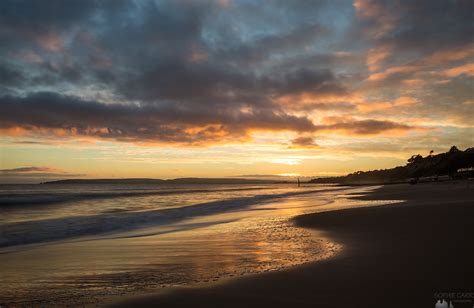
[
  {"left": 309, "top": 146, "right": 474, "bottom": 185},
  {"left": 41, "top": 178, "right": 288, "bottom": 185}
]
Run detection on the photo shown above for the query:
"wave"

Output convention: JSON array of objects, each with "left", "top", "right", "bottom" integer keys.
[
  {"left": 0, "top": 186, "right": 270, "bottom": 207},
  {"left": 0, "top": 187, "right": 346, "bottom": 249}
]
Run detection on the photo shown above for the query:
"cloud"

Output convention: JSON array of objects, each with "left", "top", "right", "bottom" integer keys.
[
  {"left": 315, "top": 117, "right": 420, "bottom": 135},
  {"left": 366, "top": 45, "right": 474, "bottom": 83},
  {"left": 36, "top": 31, "right": 64, "bottom": 52},
  {"left": 0, "top": 63, "right": 26, "bottom": 87},
  {"left": 356, "top": 0, "right": 473, "bottom": 57},
  {"left": 417, "top": 77, "right": 474, "bottom": 126},
  {"left": 0, "top": 166, "right": 84, "bottom": 183},
  {"left": 353, "top": 0, "right": 397, "bottom": 39},
  {"left": 0, "top": 92, "right": 317, "bottom": 145},
  {"left": 401, "top": 79, "right": 425, "bottom": 87},
  {"left": 441, "top": 63, "right": 474, "bottom": 78},
  {"left": 290, "top": 136, "right": 318, "bottom": 149},
  {"left": 357, "top": 101, "right": 392, "bottom": 112},
  {"left": 356, "top": 0, "right": 474, "bottom": 89},
  {"left": 366, "top": 45, "right": 392, "bottom": 71},
  {"left": 0, "top": 0, "right": 110, "bottom": 50},
  {"left": 0, "top": 166, "right": 83, "bottom": 177},
  {"left": 0, "top": 90, "right": 424, "bottom": 144},
  {"left": 394, "top": 96, "right": 417, "bottom": 106},
  {"left": 0, "top": 167, "right": 55, "bottom": 173},
  {"left": 357, "top": 96, "right": 417, "bottom": 113},
  {"left": 368, "top": 65, "right": 418, "bottom": 82},
  {"left": 214, "top": 23, "right": 328, "bottom": 66}
]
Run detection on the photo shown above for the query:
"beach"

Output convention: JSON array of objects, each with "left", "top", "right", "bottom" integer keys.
[{"left": 109, "top": 181, "right": 474, "bottom": 308}]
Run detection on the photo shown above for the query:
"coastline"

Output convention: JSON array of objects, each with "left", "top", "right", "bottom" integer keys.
[{"left": 107, "top": 181, "right": 474, "bottom": 308}]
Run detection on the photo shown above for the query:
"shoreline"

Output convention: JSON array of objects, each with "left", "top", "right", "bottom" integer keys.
[
  {"left": 107, "top": 181, "right": 474, "bottom": 308},
  {"left": 1, "top": 184, "right": 356, "bottom": 307}
]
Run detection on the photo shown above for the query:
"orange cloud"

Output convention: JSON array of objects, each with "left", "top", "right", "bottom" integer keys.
[
  {"left": 353, "top": 0, "right": 396, "bottom": 38},
  {"left": 441, "top": 63, "right": 474, "bottom": 77},
  {"left": 366, "top": 45, "right": 392, "bottom": 71},
  {"left": 36, "top": 32, "right": 64, "bottom": 52},
  {"left": 275, "top": 92, "right": 357, "bottom": 106},
  {"left": 358, "top": 101, "right": 392, "bottom": 112},
  {"left": 394, "top": 96, "right": 417, "bottom": 106},
  {"left": 357, "top": 96, "right": 417, "bottom": 113},
  {"left": 434, "top": 79, "right": 451, "bottom": 85},
  {"left": 367, "top": 44, "right": 474, "bottom": 82},
  {"left": 0, "top": 127, "right": 29, "bottom": 136},
  {"left": 424, "top": 43, "right": 474, "bottom": 66},
  {"left": 368, "top": 65, "right": 418, "bottom": 81},
  {"left": 402, "top": 79, "right": 425, "bottom": 87}
]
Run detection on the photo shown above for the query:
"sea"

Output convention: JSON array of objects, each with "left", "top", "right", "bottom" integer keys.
[{"left": 0, "top": 183, "right": 390, "bottom": 306}]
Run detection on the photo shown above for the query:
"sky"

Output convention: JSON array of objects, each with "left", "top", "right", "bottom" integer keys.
[{"left": 0, "top": 0, "right": 473, "bottom": 183}]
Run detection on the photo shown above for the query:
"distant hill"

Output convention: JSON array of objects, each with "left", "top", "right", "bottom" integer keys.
[
  {"left": 309, "top": 146, "right": 474, "bottom": 185},
  {"left": 42, "top": 177, "right": 287, "bottom": 185}
]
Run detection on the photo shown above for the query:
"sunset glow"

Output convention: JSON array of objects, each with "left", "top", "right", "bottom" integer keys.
[{"left": 0, "top": 0, "right": 473, "bottom": 182}]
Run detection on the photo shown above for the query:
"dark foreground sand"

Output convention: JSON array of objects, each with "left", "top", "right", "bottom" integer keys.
[{"left": 108, "top": 182, "right": 474, "bottom": 308}]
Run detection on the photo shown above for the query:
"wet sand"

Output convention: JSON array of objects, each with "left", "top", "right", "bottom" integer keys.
[{"left": 108, "top": 181, "right": 474, "bottom": 308}]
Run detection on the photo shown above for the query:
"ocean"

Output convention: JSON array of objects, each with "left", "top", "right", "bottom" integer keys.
[{"left": 0, "top": 183, "right": 386, "bottom": 306}]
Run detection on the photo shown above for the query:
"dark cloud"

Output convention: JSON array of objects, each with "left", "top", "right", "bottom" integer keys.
[
  {"left": 0, "top": 92, "right": 316, "bottom": 144},
  {"left": 0, "top": 0, "right": 105, "bottom": 50},
  {"left": 0, "top": 166, "right": 84, "bottom": 183},
  {"left": 355, "top": 0, "right": 474, "bottom": 68},
  {"left": 271, "top": 52, "right": 362, "bottom": 73},
  {"left": 0, "top": 0, "right": 98, "bottom": 28},
  {"left": 121, "top": 61, "right": 347, "bottom": 113},
  {"left": 8, "top": 140, "right": 51, "bottom": 145},
  {"left": 383, "top": 0, "right": 473, "bottom": 51},
  {"left": 0, "top": 0, "right": 349, "bottom": 111},
  {"left": 0, "top": 166, "right": 83, "bottom": 177},
  {"left": 0, "top": 91, "right": 418, "bottom": 143},
  {"left": 290, "top": 136, "right": 318, "bottom": 148},
  {"left": 0, "top": 167, "right": 54, "bottom": 173},
  {"left": 214, "top": 23, "right": 328, "bottom": 66},
  {"left": 0, "top": 63, "right": 25, "bottom": 86},
  {"left": 315, "top": 119, "right": 417, "bottom": 135},
  {"left": 270, "top": 69, "right": 347, "bottom": 96}
]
